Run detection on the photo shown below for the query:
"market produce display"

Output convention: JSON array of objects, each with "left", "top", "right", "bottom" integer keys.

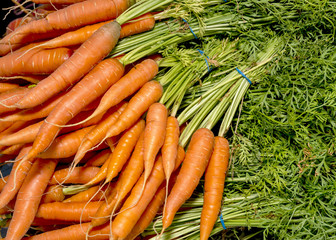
[{"left": 0, "top": 0, "right": 335, "bottom": 239}]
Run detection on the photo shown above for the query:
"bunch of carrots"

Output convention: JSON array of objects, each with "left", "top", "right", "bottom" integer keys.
[{"left": 0, "top": 0, "right": 233, "bottom": 239}]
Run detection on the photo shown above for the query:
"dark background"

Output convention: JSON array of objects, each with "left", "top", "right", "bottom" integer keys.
[{"left": 1, "top": 0, "right": 33, "bottom": 36}]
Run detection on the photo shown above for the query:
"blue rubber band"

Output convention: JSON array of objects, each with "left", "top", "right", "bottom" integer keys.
[
  {"left": 182, "top": 18, "right": 198, "bottom": 39},
  {"left": 219, "top": 213, "right": 227, "bottom": 230},
  {"left": 197, "top": 49, "right": 212, "bottom": 72},
  {"left": 235, "top": 67, "right": 252, "bottom": 84}
]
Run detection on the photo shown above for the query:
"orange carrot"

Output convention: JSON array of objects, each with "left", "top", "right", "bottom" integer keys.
[
  {"left": 0, "top": 175, "right": 9, "bottom": 192},
  {"left": 5, "top": 17, "right": 35, "bottom": 35},
  {"left": 83, "top": 120, "right": 144, "bottom": 187},
  {"left": 24, "top": 13, "right": 154, "bottom": 54},
  {"left": 73, "top": 101, "right": 127, "bottom": 166},
  {"left": 124, "top": 170, "right": 179, "bottom": 240},
  {"left": 14, "top": 20, "right": 122, "bottom": 110},
  {"left": 63, "top": 183, "right": 114, "bottom": 203},
  {"left": 161, "top": 116, "right": 180, "bottom": 219},
  {"left": 143, "top": 102, "right": 167, "bottom": 184},
  {"left": 0, "top": 109, "right": 105, "bottom": 146},
  {"left": 103, "top": 80, "right": 163, "bottom": 140},
  {"left": 0, "top": 0, "right": 132, "bottom": 55},
  {"left": 23, "top": 58, "right": 124, "bottom": 166},
  {"left": 119, "top": 13, "right": 155, "bottom": 38},
  {"left": 0, "top": 87, "right": 29, "bottom": 115},
  {"left": 162, "top": 128, "right": 214, "bottom": 231},
  {"left": 162, "top": 116, "right": 180, "bottom": 181},
  {"left": 23, "top": 221, "right": 111, "bottom": 240},
  {"left": 0, "top": 83, "right": 19, "bottom": 93},
  {"left": 89, "top": 131, "right": 145, "bottom": 229},
  {"left": 111, "top": 146, "right": 185, "bottom": 239},
  {"left": 49, "top": 166, "right": 100, "bottom": 185},
  {"left": 0, "top": 120, "right": 35, "bottom": 139},
  {"left": 200, "top": 137, "right": 230, "bottom": 240},
  {"left": 5, "top": 158, "right": 58, "bottom": 240},
  {"left": 0, "top": 47, "right": 73, "bottom": 77},
  {"left": 31, "top": 0, "right": 86, "bottom": 4},
  {"left": 35, "top": 201, "right": 102, "bottom": 222},
  {"left": 72, "top": 58, "right": 159, "bottom": 126},
  {"left": 41, "top": 185, "right": 65, "bottom": 203},
  {"left": 0, "top": 146, "right": 33, "bottom": 209},
  {"left": 105, "top": 119, "right": 145, "bottom": 183},
  {"left": 0, "top": 143, "right": 25, "bottom": 155},
  {"left": 84, "top": 148, "right": 111, "bottom": 167},
  {"left": 37, "top": 125, "right": 95, "bottom": 159},
  {"left": 0, "top": 90, "right": 67, "bottom": 122}
]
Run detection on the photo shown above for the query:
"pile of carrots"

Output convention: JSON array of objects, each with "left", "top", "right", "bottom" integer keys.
[{"left": 0, "top": 0, "right": 231, "bottom": 239}]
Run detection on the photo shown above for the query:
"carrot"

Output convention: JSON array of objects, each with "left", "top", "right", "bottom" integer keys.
[
  {"left": 14, "top": 21, "right": 122, "bottom": 110},
  {"left": 111, "top": 146, "right": 185, "bottom": 239},
  {"left": 23, "top": 13, "right": 154, "bottom": 56},
  {"left": 23, "top": 221, "right": 111, "bottom": 240},
  {"left": 38, "top": 125, "right": 95, "bottom": 159},
  {"left": 162, "top": 116, "right": 180, "bottom": 181},
  {"left": 89, "top": 131, "right": 145, "bottom": 229},
  {"left": 0, "top": 109, "right": 105, "bottom": 146},
  {"left": 41, "top": 185, "right": 65, "bottom": 203},
  {"left": 0, "top": 121, "right": 13, "bottom": 134},
  {"left": 119, "top": 13, "right": 155, "bottom": 38},
  {"left": 0, "top": 83, "right": 19, "bottom": 93},
  {"left": 0, "top": 90, "right": 67, "bottom": 122},
  {"left": 72, "top": 59, "right": 159, "bottom": 126},
  {"left": 5, "top": 158, "right": 58, "bottom": 240},
  {"left": 124, "top": 184, "right": 167, "bottom": 240},
  {"left": 83, "top": 119, "right": 144, "bottom": 187},
  {"left": 200, "top": 137, "right": 230, "bottom": 240},
  {"left": 63, "top": 183, "right": 114, "bottom": 203},
  {"left": 31, "top": 0, "right": 86, "bottom": 4},
  {"left": 73, "top": 101, "right": 127, "bottom": 166},
  {"left": 26, "top": 59, "right": 124, "bottom": 167},
  {"left": 0, "top": 175, "right": 9, "bottom": 192},
  {"left": 81, "top": 147, "right": 114, "bottom": 186},
  {"left": 0, "top": 120, "right": 36, "bottom": 139},
  {"left": 102, "top": 81, "right": 163, "bottom": 142},
  {"left": 143, "top": 103, "right": 167, "bottom": 185},
  {"left": 0, "top": 87, "right": 29, "bottom": 115},
  {"left": 0, "top": 143, "right": 25, "bottom": 155},
  {"left": 0, "top": 47, "right": 73, "bottom": 77},
  {"left": 105, "top": 119, "right": 145, "bottom": 183},
  {"left": 84, "top": 148, "right": 111, "bottom": 167},
  {"left": 0, "top": 0, "right": 132, "bottom": 55},
  {"left": 161, "top": 116, "right": 180, "bottom": 219},
  {"left": 49, "top": 166, "right": 100, "bottom": 185},
  {"left": 35, "top": 201, "right": 102, "bottom": 222},
  {"left": 0, "top": 198, "right": 15, "bottom": 215},
  {"left": 162, "top": 128, "right": 214, "bottom": 231},
  {"left": 124, "top": 170, "right": 179, "bottom": 240},
  {"left": 5, "top": 17, "right": 35, "bottom": 35},
  {"left": 0, "top": 146, "right": 33, "bottom": 209}
]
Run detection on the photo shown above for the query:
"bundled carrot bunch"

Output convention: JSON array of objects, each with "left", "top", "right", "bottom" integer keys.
[{"left": 0, "top": 0, "right": 236, "bottom": 239}]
